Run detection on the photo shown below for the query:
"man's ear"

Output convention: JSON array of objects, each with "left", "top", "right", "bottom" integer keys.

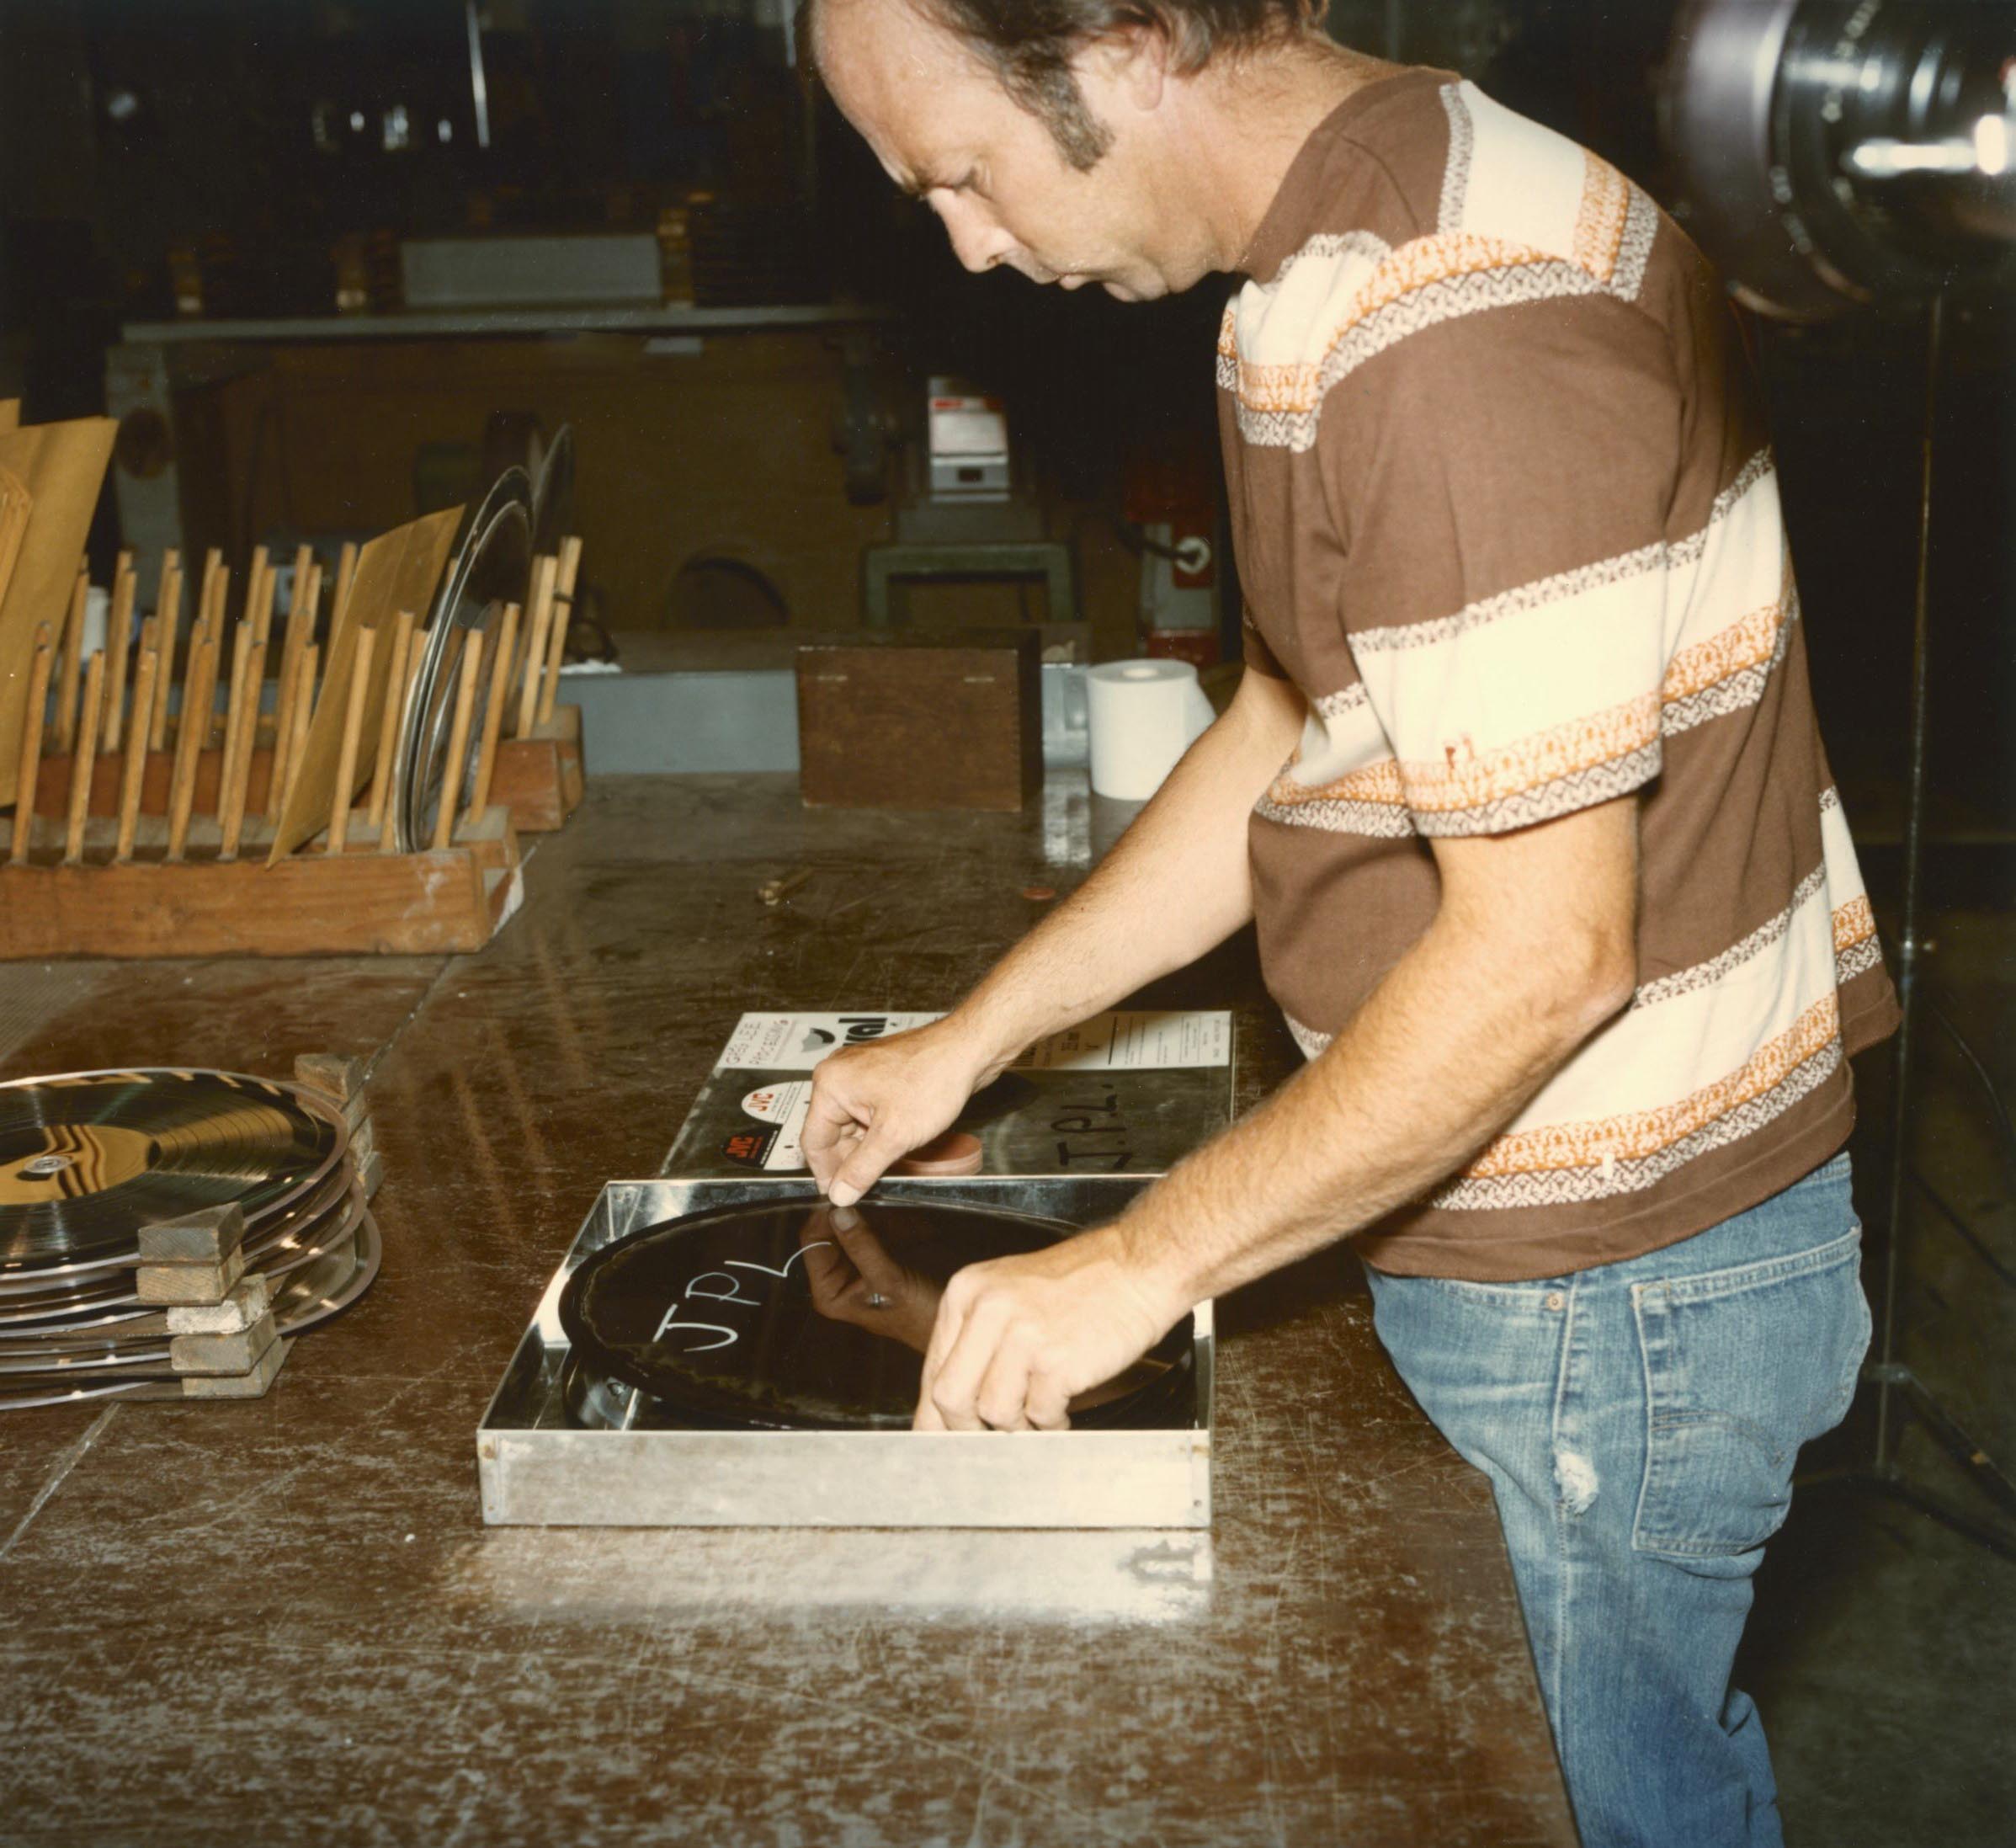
[{"left": 1077, "top": 21, "right": 1169, "bottom": 114}]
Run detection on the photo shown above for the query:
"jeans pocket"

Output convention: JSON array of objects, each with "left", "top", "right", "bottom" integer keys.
[{"left": 1631, "top": 1227, "right": 1870, "bottom": 1559}]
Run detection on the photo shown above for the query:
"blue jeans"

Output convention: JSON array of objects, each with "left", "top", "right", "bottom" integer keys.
[{"left": 1364, "top": 1153, "right": 1871, "bottom": 1848}]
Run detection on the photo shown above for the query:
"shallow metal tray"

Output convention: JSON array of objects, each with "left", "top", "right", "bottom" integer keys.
[{"left": 477, "top": 1174, "right": 1212, "bottom": 1530}]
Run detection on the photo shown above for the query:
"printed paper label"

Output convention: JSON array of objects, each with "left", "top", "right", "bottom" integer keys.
[
  {"left": 717, "top": 1013, "right": 943, "bottom": 1072},
  {"left": 1013, "top": 1010, "right": 1231, "bottom": 1072},
  {"left": 715, "top": 1009, "right": 1231, "bottom": 1077},
  {"left": 741, "top": 1080, "right": 813, "bottom": 1170}
]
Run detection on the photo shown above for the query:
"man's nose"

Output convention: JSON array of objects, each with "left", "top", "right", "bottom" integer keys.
[{"left": 931, "top": 192, "right": 1015, "bottom": 274}]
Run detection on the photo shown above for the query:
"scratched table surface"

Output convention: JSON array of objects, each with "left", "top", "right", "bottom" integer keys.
[{"left": 0, "top": 775, "right": 1574, "bottom": 1848}]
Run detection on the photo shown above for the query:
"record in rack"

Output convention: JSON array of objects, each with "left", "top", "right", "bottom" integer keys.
[
  {"left": 0, "top": 1071, "right": 344, "bottom": 1272},
  {"left": 558, "top": 1196, "right": 1191, "bottom": 1433}
]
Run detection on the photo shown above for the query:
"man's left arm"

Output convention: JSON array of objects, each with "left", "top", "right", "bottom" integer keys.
[{"left": 913, "top": 792, "right": 1640, "bottom": 1433}]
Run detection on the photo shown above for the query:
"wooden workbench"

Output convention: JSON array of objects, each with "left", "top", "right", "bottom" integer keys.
[{"left": 0, "top": 775, "right": 1574, "bottom": 1847}]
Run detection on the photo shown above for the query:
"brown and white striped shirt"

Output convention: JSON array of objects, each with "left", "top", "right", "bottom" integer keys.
[{"left": 1218, "top": 69, "right": 1899, "bottom": 1281}]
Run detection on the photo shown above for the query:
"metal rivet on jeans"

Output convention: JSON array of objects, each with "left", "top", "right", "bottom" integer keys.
[{"left": 1545, "top": 1291, "right": 1566, "bottom": 1311}]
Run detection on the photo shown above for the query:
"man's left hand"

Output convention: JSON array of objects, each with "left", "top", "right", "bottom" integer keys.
[{"left": 914, "top": 1226, "right": 1184, "bottom": 1432}]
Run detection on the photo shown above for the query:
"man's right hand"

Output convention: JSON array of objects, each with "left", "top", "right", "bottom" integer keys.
[{"left": 802, "top": 1019, "right": 1001, "bottom": 1206}]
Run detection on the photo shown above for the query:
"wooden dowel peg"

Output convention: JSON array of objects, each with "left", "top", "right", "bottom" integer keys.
[
  {"left": 165, "top": 620, "right": 219, "bottom": 862},
  {"left": 213, "top": 621, "right": 253, "bottom": 851},
  {"left": 537, "top": 539, "right": 581, "bottom": 727},
  {"left": 547, "top": 537, "right": 583, "bottom": 719},
  {"left": 381, "top": 635, "right": 425, "bottom": 855},
  {"left": 288, "top": 544, "right": 312, "bottom": 623},
  {"left": 366, "top": 609, "right": 417, "bottom": 831},
  {"left": 197, "top": 549, "right": 222, "bottom": 642},
  {"left": 62, "top": 652, "right": 105, "bottom": 865},
  {"left": 194, "top": 551, "right": 223, "bottom": 663},
  {"left": 327, "top": 624, "right": 377, "bottom": 855},
  {"left": 54, "top": 568, "right": 88, "bottom": 755},
  {"left": 515, "top": 555, "right": 558, "bottom": 738},
  {"left": 250, "top": 566, "right": 272, "bottom": 665},
  {"left": 153, "top": 546, "right": 180, "bottom": 622},
  {"left": 267, "top": 644, "right": 301, "bottom": 820},
  {"left": 101, "top": 566, "right": 136, "bottom": 754},
  {"left": 332, "top": 541, "right": 359, "bottom": 624},
  {"left": 149, "top": 561, "right": 184, "bottom": 749},
  {"left": 9, "top": 624, "right": 54, "bottom": 866},
  {"left": 266, "top": 546, "right": 311, "bottom": 778},
  {"left": 219, "top": 631, "right": 267, "bottom": 860},
  {"left": 245, "top": 543, "right": 269, "bottom": 621},
  {"left": 434, "top": 636, "right": 483, "bottom": 850},
  {"left": 270, "top": 560, "right": 322, "bottom": 804},
  {"left": 114, "top": 627, "right": 161, "bottom": 864},
  {"left": 469, "top": 602, "right": 519, "bottom": 821},
  {"left": 203, "top": 562, "right": 231, "bottom": 651},
  {"left": 277, "top": 642, "right": 317, "bottom": 825}
]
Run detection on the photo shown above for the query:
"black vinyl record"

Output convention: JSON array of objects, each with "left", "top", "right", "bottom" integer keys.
[
  {"left": 0, "top": 1071, "right": 342, "bottom": 1271},
  {"left": 559, "top": 1196, "right": 1192, "bottom": 1432}
]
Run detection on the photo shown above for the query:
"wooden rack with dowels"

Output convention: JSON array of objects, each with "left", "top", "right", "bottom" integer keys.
[
  {"left": 487, "top": 533, "right": 586, "bottom": 832},
  {"left": 0, "top": 531, "right": 589, "bottom": 960}
]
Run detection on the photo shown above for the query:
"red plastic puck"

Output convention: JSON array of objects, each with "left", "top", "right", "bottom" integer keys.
[{"left": 891, "top": 1131, "right": 984, "bottom": 1177}]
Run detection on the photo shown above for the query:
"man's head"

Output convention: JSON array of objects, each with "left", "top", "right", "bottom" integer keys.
[{"left": 812, "top": 0, "right": 1327, "bottom": 300}]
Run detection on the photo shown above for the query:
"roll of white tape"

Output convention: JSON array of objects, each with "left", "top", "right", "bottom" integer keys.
[{"left": 1086, "top": 658, "right": 1215, "bottom": 802}]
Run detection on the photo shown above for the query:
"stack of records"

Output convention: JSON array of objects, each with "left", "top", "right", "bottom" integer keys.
[{"left": 0, "top": 1069, "right": 381, "bottom": 1409}]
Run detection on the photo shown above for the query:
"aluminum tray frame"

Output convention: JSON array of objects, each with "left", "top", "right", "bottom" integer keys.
[{"left": 477, "top": 1174, "right": 1212, "bottom": 1531}]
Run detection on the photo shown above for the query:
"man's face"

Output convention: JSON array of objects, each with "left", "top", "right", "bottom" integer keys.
[{"left": 817, "top": 0, "right": 1189, "bottom": 301}]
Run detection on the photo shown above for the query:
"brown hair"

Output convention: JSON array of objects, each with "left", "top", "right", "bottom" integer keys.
[{"left": 815, "top": 1, "right": 1328, "bottom": 171}]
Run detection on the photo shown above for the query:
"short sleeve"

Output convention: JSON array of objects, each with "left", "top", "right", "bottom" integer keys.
[{"left": 1322, "top": 296, "right": 1683, "bottom": 837}]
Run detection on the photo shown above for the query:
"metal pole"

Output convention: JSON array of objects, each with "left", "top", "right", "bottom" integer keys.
[
  {"left": 1872, "top": 291, "right": 1944, "bottom": 1473},
  {"left": 465, "top": 0, "right": 492, "bottom": 151}
]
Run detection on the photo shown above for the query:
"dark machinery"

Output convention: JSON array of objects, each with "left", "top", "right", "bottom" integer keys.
[{"left": 1662, "top": 0, "right": 2016, "bottom": 1558}]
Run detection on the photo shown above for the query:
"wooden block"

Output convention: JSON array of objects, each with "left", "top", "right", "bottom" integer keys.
[
  {"left": 137, "top": 1247, "right": 246, "bottom": 1305},
  {"left": 166, "top": 1274, "right": 273, "bottom": 1335},
  {"left": 488, "top": 738, "right": 569, "bottom": 831},
  {"left": 0, "top": 829, "right": 511, "bottom": 959},
  {"left": 136, "top": 1201, "right": 245, "bottom": 1266},
  {"left": 294, "top": 1052, "right": 367, "bottom": 1105},
  {"left": 346, "top": 1114, "right": 376, "bottom": 1166},
  {"left": 180, "top": 1336, "right": 290, "bottom": 1399},
  {"left": 169, "top": 1312, "right": 278, "bottom": 1377},
  {"left": 795, "top": 631, "right": 1041, "bottom": 813},
  {"left": 31, "top": 743, "right": 276, "bottom": 821},
  {"left": 355, "top": 1146, "right": 385, "bottom": 1203}
]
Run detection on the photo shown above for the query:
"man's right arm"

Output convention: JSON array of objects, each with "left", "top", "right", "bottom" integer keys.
[{"left": 804, "top": 663, "right": 1306, "bottom": 1204}]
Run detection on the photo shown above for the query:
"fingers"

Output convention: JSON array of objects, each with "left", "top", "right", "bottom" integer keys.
[
  {"left": 827, "top": 1120, "right": 912, "bottom": 1209},
  {"left": 801, "top": 1077, "right": 866, "bottom": 1190},
  {"left": 1025, "top": 1371, "right": 1072, "bottom": 1433},
  {"left": 804, "top": 1061, "right": 916, "bottom": 1206},
  {"left": 916, "top": 1276, "right": 1043, "bottom": 1433},
  {"left": 973, "top": 1326, "right": 1040, "bottom": 1431},
  {"left": 918, "top": 1313, "right": 1067, "bottom": 1434},
  {"left": 913, "top": 1276, "right": 969, "bottom": 1431}
]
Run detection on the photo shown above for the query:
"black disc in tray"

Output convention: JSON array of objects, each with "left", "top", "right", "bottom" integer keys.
[
  {"left": 559, "top": 1196, "right": 1192, "bottom": 1432},
  {"left": 0, "top": 1071, "right": 341, "bottom": 1271}
]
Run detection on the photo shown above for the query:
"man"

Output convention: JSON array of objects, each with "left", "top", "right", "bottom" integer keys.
[{"left": 803, "top": 3, "right": 1900, "bottom": 1842}]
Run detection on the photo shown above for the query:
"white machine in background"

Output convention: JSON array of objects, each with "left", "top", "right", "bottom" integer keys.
[{"left": 925, "top": 379, "right": 1012, "bottom": 503}]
